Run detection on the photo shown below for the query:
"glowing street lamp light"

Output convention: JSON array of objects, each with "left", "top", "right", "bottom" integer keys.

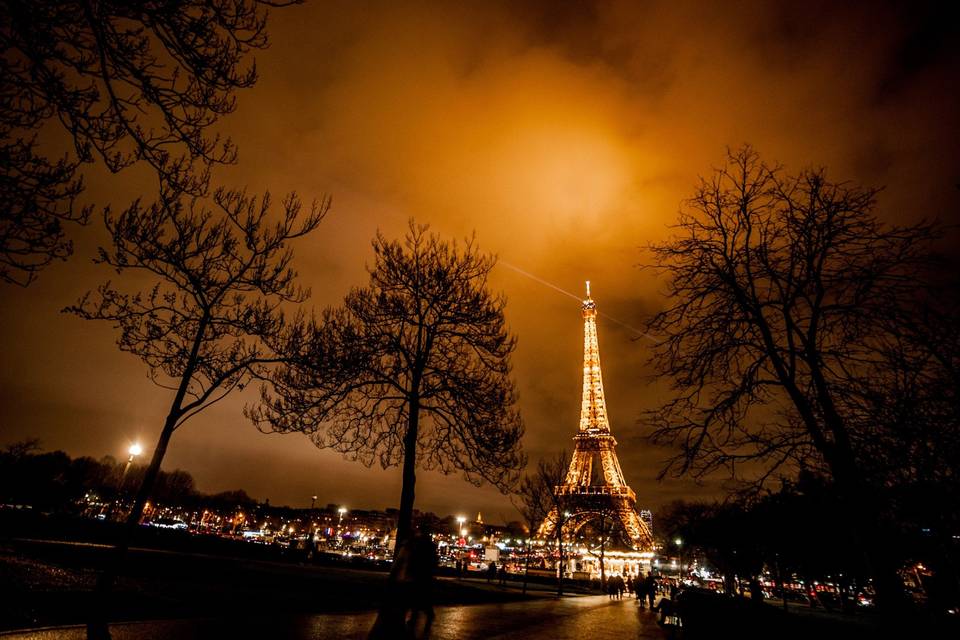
[
  {"left": 122, "top": 442, "right": 143, "bottom": 479},
  {"left": 456, "top": 516, "right": 466, "bottom": 537},
  {"left": 674, "top": 538, "right": 683, "bottom": 581}
]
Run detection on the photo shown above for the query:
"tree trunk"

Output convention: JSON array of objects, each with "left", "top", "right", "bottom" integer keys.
[
  {"left": 88, "top": 413, "right": 177, "bottom": 639},
  {"left": 775, "top": 554, "right": 788, "bottom": 611},
  {"left": 523, "top": 541, "right": 530, "bottom": 595},
  {"left": 599, "top": 534, "right": 606, "bottom": 592},
  {"left": 368, "top": 397, "right": 420, "bottom": 639},
  {"left": 395, "top": 396, "right": 420, "bottom": 550},
  {"left": 556, "top": 527, "right": 564, "bottom": 596}
]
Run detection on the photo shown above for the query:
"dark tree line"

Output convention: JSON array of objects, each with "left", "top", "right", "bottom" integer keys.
[
  {"left": 0, "top": 439, "right": 256, "bottom": 513},
  {"left": 657, "top": 471, "right": 959, "bottom": 614}
]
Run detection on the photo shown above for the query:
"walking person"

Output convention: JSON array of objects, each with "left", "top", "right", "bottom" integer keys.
[{"left": 644, "top": 573, "right": 657, "bottom": 609}]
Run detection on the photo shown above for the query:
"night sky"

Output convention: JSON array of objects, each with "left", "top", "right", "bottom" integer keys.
[{"left": 1, "top": 0, "right": 958, "bottom": 523}]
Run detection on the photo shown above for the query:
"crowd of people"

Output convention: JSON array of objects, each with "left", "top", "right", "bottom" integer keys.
[{"left": 603, "top": 572, "right": 684, "bottom": 626}]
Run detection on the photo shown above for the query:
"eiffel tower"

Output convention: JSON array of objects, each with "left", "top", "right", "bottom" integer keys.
[{"left": 538, "top": 282, "right": 653, "bottom": 550}]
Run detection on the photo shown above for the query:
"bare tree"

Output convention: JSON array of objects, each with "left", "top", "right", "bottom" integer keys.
[
  {"left": 516, "top": 451, "right": 571, "bottom": 596},
  {"left": 65, "top": 187, "right": 326, "bottom": 627},
  {"left": 580, "top": 501, "right": 621, "bottom": 589},
  {"left": 0, "top": 0, "right": 297, "bottom": 285},
  {"left": 644, "top": 145, "right": 943, "bottom": 607},
  {"left": 252, "top": 222, "right": 525, "bottom": 547},
  {"left": 249, "top": 222, "right": 525, "bottom": 636}
]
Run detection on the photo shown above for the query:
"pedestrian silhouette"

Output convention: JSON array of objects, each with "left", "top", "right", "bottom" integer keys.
[
  {"left": 644, "top": 573, "right": 657, "bottom": 608},
  {"left": 487, "top": 561, "right": 498, "bottom": 583},
  {"left": 634, "top": 573, "right": 645, "bottom": 607}
]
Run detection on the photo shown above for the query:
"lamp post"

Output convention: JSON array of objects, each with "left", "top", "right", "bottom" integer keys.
[
  {"left": 111, "top": 442, "right": 142, "bottom": 520},
  {"left": 674, "top": 537, "right": 683, "bottom": 583},
  {"left": 456, "top": 516, "right": 467, "bottom": 574},
  {"left": 337, "top": 506, "right": 347, "bottom": 545}
]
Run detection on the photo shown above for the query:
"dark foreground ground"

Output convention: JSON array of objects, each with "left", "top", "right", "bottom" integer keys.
[
  {"left": 0, "top": 595, "right": 673, "bottom": 640},
  {"left": 0, "top": 538, "right": 555, "bottom": 632},
  {"left": 2, "top": 523, "right": 956, "bottom": 639}
]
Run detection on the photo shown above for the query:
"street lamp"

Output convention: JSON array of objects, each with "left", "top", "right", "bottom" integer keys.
[
  {"left": 674, "top": 537, "right": 683, "bottom": 582},
  {"left": 110, "top": 442, "right": 143, "bottom": 521},
  {"left": 122, "top": 442, "right": 143, "bottom": 481},
  {"left": 125, "top": 442, "right": 142, "bottom": 470},
  {"left": 337, "top": 506, "right": 347, "bottom": 543}
]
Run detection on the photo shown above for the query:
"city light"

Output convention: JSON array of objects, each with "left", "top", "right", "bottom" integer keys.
[{"left": 128, "top": 443, "right": 143, "bottom": 457}]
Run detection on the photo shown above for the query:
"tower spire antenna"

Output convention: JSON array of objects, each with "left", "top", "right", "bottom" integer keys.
[{"left": 586, "top": 280, "right": 591, "bottom": 299}]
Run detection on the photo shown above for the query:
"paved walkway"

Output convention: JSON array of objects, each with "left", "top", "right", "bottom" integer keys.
[{"left": 1, "top": 596, "right": 668, "bottom": 640}]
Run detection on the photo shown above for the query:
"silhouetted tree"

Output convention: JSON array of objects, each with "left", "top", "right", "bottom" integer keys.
[
  {"left": 252, "top": 222, "right": 525, "bottom": 547},
  {"left": 515, "top": 451, "right": 571, "bottom": 596},
  {"left": 644, "top": 145, "right": 944, "bottom": 607},
  {"left": 250, "top": 222, "right": 524, "bottom": 638},
  {"left": 0, "top": 0, "right": 296, "bottom": 285},
  {"left": 580, "top": 501, "right": 622, "bottom": 589},
  {"left": 65, "top": 187, "right": 325, "bottom": 625}
]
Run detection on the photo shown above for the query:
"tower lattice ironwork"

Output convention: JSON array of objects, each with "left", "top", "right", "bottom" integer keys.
[{"left": 538, "top": 282, "right": 653, "bottom": 550}]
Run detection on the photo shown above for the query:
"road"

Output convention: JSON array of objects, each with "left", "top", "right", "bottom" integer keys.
[{"left": 0, "top": 595, "right": 669, "bottom": 640}]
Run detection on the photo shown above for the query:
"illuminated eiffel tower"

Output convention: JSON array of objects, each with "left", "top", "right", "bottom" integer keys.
[{"left": 538, "top": 282, "right": 653, "bottom": 550}]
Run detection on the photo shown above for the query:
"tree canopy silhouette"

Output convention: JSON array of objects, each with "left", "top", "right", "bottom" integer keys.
[
  {"left": 251, "top": 222, "right": 525, "bottom": 549},
  {"left": 65, "top": 187, "right": 326, "bottom": 619},
  {"left": 514, "top": 451, "right": 570, "bottom": 596},
  {"left": 0, "top": 0, "right": 296, "bottom": 285},
  {"left": 644, "top": 145, "right": 947, "bottom": 607}
]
